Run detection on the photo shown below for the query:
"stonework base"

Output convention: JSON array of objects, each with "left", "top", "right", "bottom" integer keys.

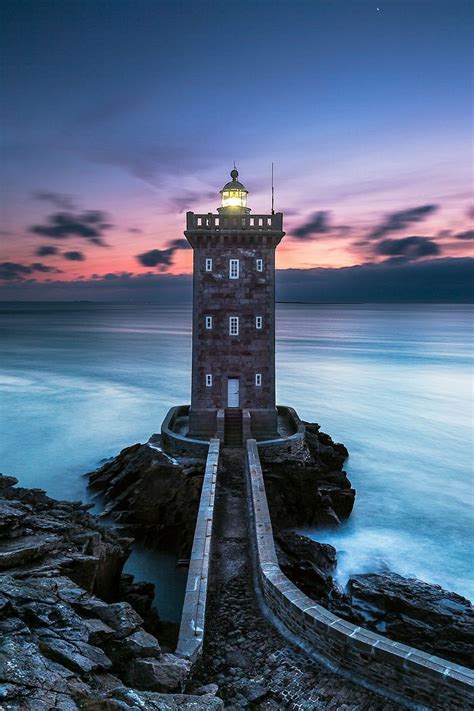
[{"left": 188, "top": 408, "right": 217, "bottom": 438}]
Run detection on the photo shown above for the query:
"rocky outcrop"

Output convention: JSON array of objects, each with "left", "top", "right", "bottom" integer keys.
[
  {"left": 88, "top": 442, "right": 204, "bottom": 558},
  {"left": 274, "top": 529, "right": 340, "bottom": 605},
  {"left": 263, "top": 423, "right": 355, "bottom": 528},
  {"left": 0, "top": 473, "right": 222, "bottom": 709},
  {"left": 276, "top": 525, "right": 474, "bottom": 670},
  {"left": 333, "top": 571, "right": 474, "bottom": 669}
]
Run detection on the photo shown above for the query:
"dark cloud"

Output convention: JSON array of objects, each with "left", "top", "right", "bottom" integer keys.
[
  {"left": 375, "top": 236, "right": 441, "bottom": 260},
  {"left": 128, "top": 227, "right": 143, "bottom": 234},
  {"left": 467, "top": 207, "right": 474, "bottom": 220},
  {"left": 33, "top": 191, "right": 76, "bottom": 210},
  {"left": 136, "top": 248, "right": 175, "bottom": 269},
  {"left": 63, "top": 250, "right": 86, "bottom": 261},
  {"left": 291, "top": 211, "right": 351, "bottom": 240},
  {"left": 136, "top": 237, "right": 191, "bottom": 270},
  {"left": 30, "top": 210, "right": 112, "bottom": 245},
  {"left": 1, "top": 259, "right": 472, "bottom": 303},
  {"left": 168, "top": 238, "right": 191, "bottom": 250},
  {"left": 35, "top": 245, "right": 59, "bottom": 256},
  {"left": 369, "top": 205, "right": 438, "bottom": 239},
  {"left": 292, "top": 211, "right": 331, "bottom": 239},
  {"left": 0, "top": 262, "right": 62, "bottom": 281},
  {"left": 454, "top": 230, "right": 474, "bottom": 240}
]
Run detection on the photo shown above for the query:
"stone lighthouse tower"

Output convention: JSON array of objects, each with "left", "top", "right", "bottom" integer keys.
[{"left": 185, "top": 168, "right": 285, "bottom": 443}]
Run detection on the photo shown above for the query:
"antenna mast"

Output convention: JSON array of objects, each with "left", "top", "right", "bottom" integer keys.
[{"left": 271, "top": 162, "right": 275, "bottom": 214}]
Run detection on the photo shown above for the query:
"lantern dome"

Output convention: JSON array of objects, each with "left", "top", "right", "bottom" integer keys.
[{"left": 218, "top": 168, "right": 250, "bottom": 213}]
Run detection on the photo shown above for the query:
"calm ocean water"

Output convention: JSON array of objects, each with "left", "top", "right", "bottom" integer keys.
[{"left": 0, "top": 302, "right": 472, "bottom": 620}]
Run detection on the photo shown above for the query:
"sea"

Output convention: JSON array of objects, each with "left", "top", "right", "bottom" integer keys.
[{"left": 0, "top": 302, "right": 472, "bottom": 621}]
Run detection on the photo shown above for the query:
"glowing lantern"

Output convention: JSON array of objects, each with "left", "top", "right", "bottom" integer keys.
[{"left": 219, "top": 168, "right": 250, "bottom": 212}]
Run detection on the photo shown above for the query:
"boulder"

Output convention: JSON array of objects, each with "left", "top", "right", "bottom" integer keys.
[{"left": 126, "top": 653, "right": 191, "bottom": 691}]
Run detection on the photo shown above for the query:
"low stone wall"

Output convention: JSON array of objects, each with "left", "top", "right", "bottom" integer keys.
[
  {"left": 176, "top": 438, "right": 220, "bottom": 662},
  {"left": 161, "top": 405, "right": 209, "bottom": 459},
  {"left": 256, "top": 406, "right": 307, "bottom": 462},
  {"left": 245, "top": 439, "right": 474, "bottom": 710}
]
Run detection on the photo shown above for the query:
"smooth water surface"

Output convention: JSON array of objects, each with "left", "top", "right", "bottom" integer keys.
[{"left": 0, "top": 302, "right": 472, "bottom": 618}]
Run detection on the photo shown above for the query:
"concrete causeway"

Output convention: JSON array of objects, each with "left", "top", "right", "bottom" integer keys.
[{"left": 177, "top": 440, "right": 474, "bottom": 709}]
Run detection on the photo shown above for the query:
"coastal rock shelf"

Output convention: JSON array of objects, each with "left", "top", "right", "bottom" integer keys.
[
  {"left": 0, "top": 473, "right": 223, "bottom": 710},
  {"left": 88, "top": 442, "right": 205, "bottom": 557}
]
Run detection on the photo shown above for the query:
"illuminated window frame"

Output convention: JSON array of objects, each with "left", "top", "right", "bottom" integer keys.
[
  {"left": 206, "top": 374, "right": 213, "bottom": 387},
  {"left": 255, "top": 373, "right": 262, "bottom": 386},
  {"left": 256, "top": 316, "right": 263, "bottom": 329},
  {"left": 205, "top": 258, "right": 213, "bottom": 272},
  {"left": 205, "top": 316, "right": 213, "bottom": 330},
  {"left": 256, "top": 258, "right": 263, "bottom": 272}
]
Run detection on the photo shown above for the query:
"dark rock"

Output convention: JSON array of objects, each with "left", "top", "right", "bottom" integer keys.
[
  {"left": 275, "top": 529, "right": 338, "bottom": 602},
  {"left": 115, "top": 629, "right": 161, "bottom": 659},
  {"left": 194, "top": 682, "right": 219, "bottom": 696},
  {"left": 87, "top": 443, "right": 204, "bottom": 557},
  {"left": 261, "top": 422, "right": 354, "bottom": 530},
  {"left": 331, "top": 571, "right": 474, "bottom": 668},
  {"left": 39, "top": 637, "right": 112, "bottom": 674},
  {"left": 241, "top": 680, "right": 268, "bottom": 702},
  {"left": 93, "top": 601, "right": 143, "bottom": 638},
  {"left": 0, "top": 473, "right": 195, "bottom": 708},
  {"left": 127, "top": 653, "right": 191, "bottom": 691}
]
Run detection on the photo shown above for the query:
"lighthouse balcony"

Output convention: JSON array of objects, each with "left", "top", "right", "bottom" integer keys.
[{"left": 186, "top": 211, "right": 283, "bottom": 232}]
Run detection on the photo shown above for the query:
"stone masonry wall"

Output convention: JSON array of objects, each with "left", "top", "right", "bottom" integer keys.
[
  {"left": 176, "top": 438, "right": 220, "bottom": 662},
  {"left": 245, "top": 439, "right": 474, "bottom": 710}
]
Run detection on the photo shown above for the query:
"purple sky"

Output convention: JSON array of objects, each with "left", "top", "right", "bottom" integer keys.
[{"left": 1, "top": 0, "right": 472, "bottom": 301}]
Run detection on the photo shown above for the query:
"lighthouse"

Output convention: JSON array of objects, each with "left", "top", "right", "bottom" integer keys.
[{"left": 184, "top": 168, "right": 285, "bottom": 443}]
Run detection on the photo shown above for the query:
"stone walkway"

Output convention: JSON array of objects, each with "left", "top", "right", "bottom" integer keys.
[{"left": 189, "top": 448, "right": 403, "bottom": 710}]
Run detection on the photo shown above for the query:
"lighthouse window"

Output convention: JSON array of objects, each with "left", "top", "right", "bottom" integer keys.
[
  {"left": 256, "top": 259, "right": 263, "bottom": 272},
  {"left": 255, "top": 373, "right": 262, "bottom": 386},
  {"left": 206, "top": 374, "right": 213, "bottom": 387},
  {"left": 256, "top": 316, "right": 263, "bottom": 329},
  {"left": 229, "top": 316, "right": 239, "bottom": 336},
  {"left": 205, "top": 316, "right": 213, "bottom": 330},
  {"left": 205, "top": 258, "right": 213, "bottom": 272},
  {"left": 229, "top": 259, "right": 240, "bottom": 279}
]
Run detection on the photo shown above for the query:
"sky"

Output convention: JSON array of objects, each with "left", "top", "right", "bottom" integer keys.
[{"left": 0, "top": 0, "right": 472, "bottom": 302}]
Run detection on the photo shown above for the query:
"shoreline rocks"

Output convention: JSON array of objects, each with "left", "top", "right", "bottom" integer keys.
[
  {"left": 0, "top": 473, "right": 223, "bottom": 710},
  {"left": 275, "top": 527, "right": 474, "bottom": 670}
]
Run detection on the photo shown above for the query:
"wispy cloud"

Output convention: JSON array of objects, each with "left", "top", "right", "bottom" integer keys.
[{"left": 369, "top": 204, "right": 438, "bottom": 239}]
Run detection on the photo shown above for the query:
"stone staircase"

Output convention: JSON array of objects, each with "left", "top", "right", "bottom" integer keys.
[{"left": 224, "top": 408, "right": 243, "bottom": 446}]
